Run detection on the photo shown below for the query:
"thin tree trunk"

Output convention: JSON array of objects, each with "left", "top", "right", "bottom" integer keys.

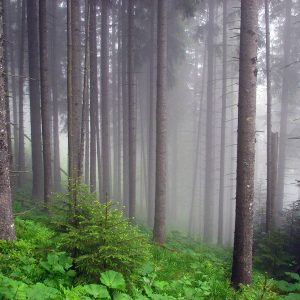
[
  {"left": 271, "top": 132, "right": 279, "bottom": 225},
  {"left": 89, "top": 0, "right": 98, "bottom": 193},
  {"left": 203, "top": 0, "right": 215, "bottom": 243},
  {"left": 153, "top": 0, "right": 168, "bottom": 245},
  {"left": 0, "top": 0, "right": 16, "bottom": 240},
  {"left": 17, "top": 0, "right": 26, "bottom": 187},
  {"left": 101, "top": 0, "right": 111, "bottom": 201},
  {"left": 128, "top": 0, "right": 136, "bottom": 218},
  {"left": 39, "top": 0, "right": 52, "bottom": 207},
  {"left": 147, "top": 0, "right": 156, "bottom": 227},
  {"left": 276, "top": 0, "right": 292, "bottom": 226},
  {"left": 27, "top": 0, "right": 43, "bottom": 199},
  {"left": 218, "top": 0, "right": 228, "bottom": 245},
  {"left": 231, "top": 0, "right": 258, "bottom": 287},
  {"left": 50, "top": 0, "right": 61, "bottom": 192}
]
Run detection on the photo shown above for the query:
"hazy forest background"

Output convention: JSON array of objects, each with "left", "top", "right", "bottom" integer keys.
[{"left": 0, "top": 0, "right": 300, "bottom": 299}]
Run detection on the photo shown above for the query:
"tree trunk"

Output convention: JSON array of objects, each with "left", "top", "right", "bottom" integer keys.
[
  {"left": 27, "top": 0, "right": 43, "bottom": 199},
  {"left": 101, "top": 0, "right": 111, "bottom": 201},
  {"left": 271, "top": 132, "right": 279, "bottom": 226},
  {"left": 89, "top": 0, "right": 98, "bottom": 193},
  {"left": 231, "top": 0, "right": 258, "bottom": 287},
  {"left": 147, "top": 0, "right": 156, "bottom": 227},
  {"left": 128, "top": 0, "right": 136, "bottom": 218},
  {"left": 276, "top": 0, "right": 292, "bottom": 226},
  {"left": 153, "top": 0, "right": 168, "bottom": 245},
  {"left": 17, "top": 0, "right": 26, "bottom": 187},
  {"left": 0, "top": 0, "right": 16, "bottom": 240},
  {"left": 39, "top": 0, "right": 52, "bottom": 207},
  {"left": 218, "top": 0, "right": 228, "bottom": 245},
  {"left": 50, "top": 0, "right": 61, "bottom": 192},
  {"left": 203, "top": 0, "right": 215, "bottom": 243}
]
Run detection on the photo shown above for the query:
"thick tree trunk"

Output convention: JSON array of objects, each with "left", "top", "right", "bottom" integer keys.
[
  {"left": 147, "top": 0, "right": 156, "bottom": 227},
  {"left": 128, "top": 0, "right": 136, "bottom": 218},
  {"left": 153, "top": 0, "right": 167, "bottom": 245},
  {"left": 39, "top": 0, "right": 52, "bottom": 207},
  {"left": 0, "top": 0, "right": 16, "bottom": 240},
  {"left": 101, "top": 0, "right": 111, "bottom": 201},
  {"left": 27, "top": 0, "right": 43, "bottom": 199},
  {"left": 50, "top": 0, "right": 61, "bottom": 192},
  {"left": 276, "top": 0, "right": 292, "bottom": 226},
  {"left": 17, "top": 0, "right": 26, "bottom": 187},
  {"left": 203, "top": 0, "right": 215, "bottom": 243},
  {"left": 89, "top": 0, "right": 98, "bottom": 193},
  {"left": 231, "top": 0, "right": 258, "bottom": 287},
  {"left": 218, "top": 0, "right": 228, "bottom": 245}
]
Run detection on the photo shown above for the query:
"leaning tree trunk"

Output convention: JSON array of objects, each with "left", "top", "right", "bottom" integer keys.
[
  {"left": 17, "top": 0, "right": 26, "bottom": 187},
  {"left": 203, "top": 0, "right": 215, "bottom": 243},
  {"left": 276, "top": 0, "right": 292, "bottom": 226},
  {"left": 153, "top": 0, "right": 168, "bottom": 245},
  {"left": 0, "top": 0, "right": 16, "bottom": 240},
  {"left": 39, "top": 0, "right": 52, "bottom": 207},
  {"left": 231, "top": 0, "right": 258, "bottom": 288},
  {"left": 27, "top": 0, "right": 43, "bottom": 199},
  {"left": 218, "top": 0, "right": 228, "bottom": 245},
  {"left": 128, "top": 0, "right": 136, "bottom": 218},
  {"left": 89, "top": 0, "right": 98, "bottom": 193},
  {"left": 101, "top": 0, "right": 111, "bottom": 201}
]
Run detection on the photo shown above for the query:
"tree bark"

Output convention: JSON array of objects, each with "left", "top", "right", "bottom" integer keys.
[
  {"left": 128, "top": 0, "right": 136, "bottom": 218},
  {"left": 0, "top": 0, "right": 16, "bottom": 240},
  {"left": 231, "top": 0, "right": 258, "bottom": 287},
  {"left": 153, "top": 0, "right": 168, "bottom": 245},
  {"left": 27, "top": 0, "right": 43, "bottom": 199},
  {"left": 101, "top": 0, "right": 111, "bottom": 201}
]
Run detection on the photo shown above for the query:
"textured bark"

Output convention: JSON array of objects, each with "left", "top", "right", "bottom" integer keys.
[
  {"left": 17, "top": 0, "right": 26, "bottom": 187},
  {"left": 39, "top": 0, "right": 52, "bottom": 207},
  {"left": 231, "top": 0, "right": 258, "bottom": 287},
  {"left": 128, "top": 0, "right": 136, "bottom": 218},
  {"left": 203, "top": 0, "right": 215, "bottom": 243},
  {"left": 101, "top": 0, "right": 111, "bottom": 201},
  {"left": 271, "top": 132, "right": 279, "bottom": 226},
  {"left": 153, "top": 0, "right": 167, "bottom": 245},
  {"left": 50, "top": 0, "right": 61, "bottom": 192},
  {"left": 27, "top": 0, "right": 43, "bottom": 199},
  {"left": 0, "top": 0, "right": 16, "bottom": 240},
  {"left": 89, "top": 0, "right": 98, "bottom": 193},
  {"left": 218, "top": 0, "right": 228, "bottom": 245},
  {"left": 276, "top": 0, "right": 292, "bottom": 225},
  {"left": 147, "top": 0, "right": 156, "bottom": 227},
  {"left": 265, "top": 0, "right": 273, "bottom": 232}
]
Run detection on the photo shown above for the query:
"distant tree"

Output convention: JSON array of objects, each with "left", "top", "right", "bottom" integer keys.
[
  {"left": 39, "top": 0, "right": 52, "bottom": 207},
  {"left": 0, "top": 0, "right": 16, "bottom": 240},
  {"left": 27, "top": 0, "right": 43, "bottom": 199},
  {"left": 153, "top": 0, "right": 168, "bottom": 245},
  {"left": 231, "top": 0, "right": 259, "bottom": 287}
]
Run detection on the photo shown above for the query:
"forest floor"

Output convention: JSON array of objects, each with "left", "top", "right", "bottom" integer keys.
[{"left": 0, "top": 189, "right": 296, "bottom": 300}]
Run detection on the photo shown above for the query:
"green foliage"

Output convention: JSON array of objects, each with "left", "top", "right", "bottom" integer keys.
[
  {"left": 55, "top": 185, "right": 150, "bottom": 281},
  {"left": 100, "top": 271, "right": 126, "bottom": 291},
  {"left": 276, "top": 272, "right": 300, "bottom": 299}
]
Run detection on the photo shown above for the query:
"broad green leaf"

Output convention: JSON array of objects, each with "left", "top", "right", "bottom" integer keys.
[
  {"left": 84, "top": 284, "right": 110, "bottom": 299},
  {"left": 100, "top": 270, "right": 126, "bottom": 290}
]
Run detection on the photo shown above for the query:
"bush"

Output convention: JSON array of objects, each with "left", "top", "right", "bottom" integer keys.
[{"left": 55, "top": 184, "right": 151, "bottom": 282}]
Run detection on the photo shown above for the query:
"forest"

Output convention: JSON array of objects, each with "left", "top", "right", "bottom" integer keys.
[{"left": 0, "top": 0, "right": 300, "bottom": 299}]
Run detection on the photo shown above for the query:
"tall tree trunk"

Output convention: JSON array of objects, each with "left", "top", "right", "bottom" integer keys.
[
  {"left": 101, "top": 0, "right": 111, "bottom": 201},
  {"left": 89, "top": 0, "right": 98, "bottom": 193},
  {"left": 27, "top": 0, "right": 43, "bottom": 199},
  {"left": 265, "top": 0, "right": 273, "bottom": 232},
  {"left": 203, "top": 0, "right": 215, "bottom": 243},
  {"left": 0, "top": 0, "right": 16, "bottom": 240},
  {"left": 218, "top": 0, "right": 228, "bottom": 245},
  {"left": 17, "top": 0, "right": 26, "bottom": 187},
  {"left": 128, "top": 0, "right": 136, "bottom": 218},
  {"left": 50, "top": 0, "right": 61, "bottom": 192},
  {"left": 231, "top": 0, "right": 258, "bottom": 287},
  {"left": 271, "top": 132, "right": 279, "bottom": 224},
  {"left": 153, "top": 0, "right": 167, "bottom": 245},
  {"left": 147, "top": 0, "right": 156, "bottom": 227},
  {"left": 39, "top": 0, "right": 52, "bottom": 207},
  {"left": 276, "top": 0, "right": 292, "bottom": 226}
]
